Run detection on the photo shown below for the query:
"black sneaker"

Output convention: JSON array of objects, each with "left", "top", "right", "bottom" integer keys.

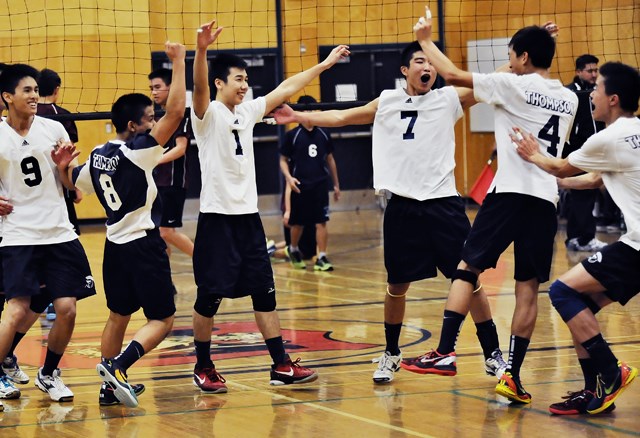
[
  {"left": 284, "top": 246, "right": 306, "bottom": 269},
  {"left": 96, "top": 359, "right": 138, "bottom": 408},
  {"left": 99, "top": 382, "right": 146, "bottom": 406},
  {"left": 549, "top": 389, "right": 616, "bottom": 415},
  {"left": 314, "top": 256, "right": 334, "bottom": 271}
]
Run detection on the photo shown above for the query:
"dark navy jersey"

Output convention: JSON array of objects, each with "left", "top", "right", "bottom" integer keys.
[
  {"left": 73, "top": 132, "right": 164, "bottom": 244},
  {"left": 280, "top": 125, "right": 333, "bottom": 187},
  {"left": 153, "top": 115, "right": 192, "bottom": 188}
]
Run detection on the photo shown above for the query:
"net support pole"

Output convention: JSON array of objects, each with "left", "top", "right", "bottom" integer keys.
[
  {"left": 437, "top": 0, "right": 445, "bottom": 50},
  {"left": 275, "top": 0, "right": 286, "bottom": 195}
]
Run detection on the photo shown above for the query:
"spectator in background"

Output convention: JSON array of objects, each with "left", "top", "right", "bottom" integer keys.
[{"left": 562, "top": 55, "right": 607, "bottom": 252}]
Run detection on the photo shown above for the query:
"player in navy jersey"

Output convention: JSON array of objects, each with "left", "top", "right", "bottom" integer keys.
[
  {"left": 402, "top": 11, "right": 577, "bottom": 404},
  {"left": 54, "top": 42, "right": 187, "bottom": 408},
  {"left": 280, "top": 95, "right": 340, "bottom": 271},
  {"left": 189, "top": 19, "right": 349, "bottom": 393},
  {"left": 149, "top": 68, "right": 194, "bottom": 261},
  {"left": 513, "top": 62, "right": 639, "bottom": 415},
  {"left": 0, "top": 63, "right": 96, "bottom": 407},
  {"left": 273, "top": 41, "right": 506, "bottom": 385}
]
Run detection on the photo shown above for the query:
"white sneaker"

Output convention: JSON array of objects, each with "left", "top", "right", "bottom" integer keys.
[
  {"left": 0, "top": 374, "right": 20, "bottom": 399},
  {"left": 2, "top": 355, "right": 30, "bottom": 384},
  {"left": 484, "top": 349, "right": 508, "bottom": 379},
  {"left": 372, "top": 351, "right": 402, "bottom": 383},
  {"left": 35, "top": 368, "right": 74, "bottom": 402}
]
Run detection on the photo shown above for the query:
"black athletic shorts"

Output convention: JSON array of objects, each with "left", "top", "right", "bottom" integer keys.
[
  {"left": 462, "top": 192, "right": 557, "bottom": 283},
  {"left": 289, "top": 181, "right": 330, "bottom": 226},
  {"left": 1, "top": 239, "right": 96, "bottom": 301},
  {"left": 103, "top": 229, "right": 176, "bottom": 320},
  {"left": 158, "top": 186, "right": 187, "bottom": 228},
  {"left": 384, "top": 195, "right": 471, "bottom": 284},
  {"left": 581, "top": 241, "right": 640, "bottom": 306},
  {"left": 193, "top": 212, "right": 275, "bottom": 298}
]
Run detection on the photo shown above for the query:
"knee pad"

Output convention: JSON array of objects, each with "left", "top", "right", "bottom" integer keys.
[
  {"left": 451, "top": 269, "right": 478, "bottom": 287},
  {"left": 251, "top": 290, "right": 277, "bottom": 312},
  {"left": 193, "top": 295, "right": 223, "bottom": 318},
  {"left": 549, "top": 280, "right": 588, "bottom": 322}
]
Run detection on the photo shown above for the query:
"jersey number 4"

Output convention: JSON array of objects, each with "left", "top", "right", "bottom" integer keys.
[
  {"left": 21, "top": 156, "right": 43, "bottom": 187},
  {"left": 538, "top": 114, "right": 561, "bottom": 156},
  {"left": 401, "top": 111, "right": 418, "bottom": 140}
]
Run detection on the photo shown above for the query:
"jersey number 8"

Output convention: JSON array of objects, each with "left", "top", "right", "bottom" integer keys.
[{"left": 99, "top": 174, "right": 123, "bottom": 211}]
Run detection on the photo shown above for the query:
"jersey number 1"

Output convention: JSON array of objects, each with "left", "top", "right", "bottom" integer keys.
[{"left": 232, "top": 130, "right": 244, "bottom": 156}]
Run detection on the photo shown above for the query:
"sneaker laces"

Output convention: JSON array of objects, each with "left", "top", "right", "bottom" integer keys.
[
  {"left": 562, "top": 389, "right": 589, "bottom": 400},
  {"left": 204, "top": 368, "right": 226, "bottom": 383},
  {"left": 372, "top": 353, "right": 398, "bottom": 371},
  {"left": 0, "top": 375, "right": 14, "bottom": 389}
]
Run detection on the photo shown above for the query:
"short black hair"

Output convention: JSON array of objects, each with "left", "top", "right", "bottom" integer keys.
[
  {"left": 297, "top": 95, "right": 317, "bottom": 105},
  {"left": 211, "top": 53, "right": 247, "bottom": 83},
  {"left": 508, "top": 26, "right": 555, "bottom": 69},
  {"left": 38, "top": 68, "right": 62, "bottom": 96},
  {"left": 575, "top": 54, "right": 599, "bottom": 70},
  {"left": 599, "top": 62, "right": 640, "bottom": 113},
  {"left": 0, "top": 63, "right": 40, "bottom": 107},
  {"left": 148, "top": 68, "right": 172, "bottom": 86},
  {"left": 401, "top": 41, "right": 424, "bottom": 68},
  {"left": 111, "top": 93, "right": 153, "bottom": 133}
]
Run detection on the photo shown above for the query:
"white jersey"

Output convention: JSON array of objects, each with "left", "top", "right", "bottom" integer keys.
[
  {"left": 473, "top": 72, "right": 578, "bottom": 204},
  {"left": 569, "top": 117, "right": 640, "bottom": 250},
  {"left": 191, "top": 97, "right": 266, "bottom": 214},
  {"left": 372, "top": 86, "right": 462, "bottom": 200},
  {"left": 0, "top": 116, "right": 76, "bottom": 246}
]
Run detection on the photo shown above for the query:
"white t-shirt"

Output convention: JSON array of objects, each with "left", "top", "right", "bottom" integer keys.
[
  {"left": 372, "top": 86, "right": 462, "bottom": 200},
  {"left": 569, "top": 116, "right": 640, "bottom": 250},
  {"left": 0, "top": 116, "right": 76, "bottom": 246},
  {"left": 473, "top": 72, "right": 578, "bottom": 205},
  {"left": 191, "top": 97, "right": 266, "bottom": 215}
]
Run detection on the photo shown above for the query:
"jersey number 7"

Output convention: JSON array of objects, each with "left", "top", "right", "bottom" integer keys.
[{"left": 401, "top": 111, "right": 418, "bottom": 140}]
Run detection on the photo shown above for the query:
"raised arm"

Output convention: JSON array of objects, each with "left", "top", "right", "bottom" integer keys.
[
  {"left": 512, "top": 128, "right": 583, "bottom": 177},
  {"left": 193, "top": 20, "right": 224, "bottom": 119},
  {"left": 264, "top": 45, "right": 351, "bottom": 115},
  {"left": 151, "top": 42, "right": 187, "bottom": 146},
  {"left": 273, "top": 99, "right": 379, "bottom": 128},
  {"left": 414, "top": 7, "right": 473, "bottom": 88},
  {"left": 158, "top": 136, "right": 188, "bottom": 164}
]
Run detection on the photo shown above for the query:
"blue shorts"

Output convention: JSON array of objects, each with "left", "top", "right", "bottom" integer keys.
[
  {"left": 1, "top": 239, "right": 96, "bottom": 301},
  {"left": 193, "top": 213, "right": 275, "bottom": 299},
  {"left": 103, "top": 230, "right": 176, "bottom": 320}
]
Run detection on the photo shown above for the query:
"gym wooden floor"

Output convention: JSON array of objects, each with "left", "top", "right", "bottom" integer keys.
[{"left": 1, "top": 207, "right": 638, "bottom": 437}]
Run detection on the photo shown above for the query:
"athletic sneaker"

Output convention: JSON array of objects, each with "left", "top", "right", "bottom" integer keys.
[
  {"left": 45, "top": 303, "right": 56, "bottom": 321},
  {"left": 193, "top": 366, "right": 228, "bottom": 394},
  {"left": 2, "top": 355, "right": 30, "bottom": 384},
  {"left": 35, "top": 368, "right": 74, "bottom": 402},
  {"left": 484, "top": 349, "right": 508, "bottom": 379},
  {"left": 0, "top": 374, "right": 20, "bottom": 399},
  {"left": 314, "top": 256, "right": 334, "bottom": 271},
  {"left": 587, "top": 361, "right": 637, "bottom": 414},
  {"left": 400, "top": 350, "right": 457, "bottom": 376},
  {"left": 99, "top": 382, "right": 146, "bottom": 406},
  {"left": 96, "top": 360, "right": 137, "bottom": 408},
  {"left": 284, "top": 246, "right": 306, "bottom": 269},
  {"left": 266, "top": 239, "right": 277, "bottom": 257},
  {"left": 495, "top": 372, "right": 531, "bottom": 404},
  {"left": 269, "top": 357, "right": 318, "bottom": 385},
  {"left": 566, "top": 237, "right": 608, "bottom": 252},
  {"left": 549, "top": 389, "right": 615, "bottom": 415},
  {"left": 372, "top": 351, "right": 402, "bottom": 383}
]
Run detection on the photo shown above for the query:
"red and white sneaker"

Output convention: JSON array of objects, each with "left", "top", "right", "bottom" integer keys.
[
  {"left": 269, "top": 357, "right": 318, "bottom": 385},
  {"left": 400, "top": 350, "right": 457, "bottom": 376},
  {"left": 193, "top": 366, "right": 228, "bottom": 394}
]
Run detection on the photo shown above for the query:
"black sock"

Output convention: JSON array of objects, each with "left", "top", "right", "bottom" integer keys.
[
  {"left": 384, "top": 322, "right": 402, "bottom": 356},
  {"left": 437, "top": 310, "right": 465, "bottom": 354},
  {"left": 41, "top": 349, "right": 63, "bottom": 376},
  {"left": 581, "top": 334, "right": 618, "bottom": 380},
  {"left": 475, "top": 319, "right": 499, "bottom": 360},
  {"left": 265, "top": 336, "right": 287, "bottom": 365},
  {"left": 114, "top": 340, "right": 145, "bottom": 371},
  {"left": 579, "top": 358, "right": 598, "bottom": 392},
  {"left": 8, "top": 332, "right": 26, "bottom": 357},
  {"left": 194, "top": 340, "right": 213, "bottom": 369},
  {"left": 506, "top": 335, "right": 530, "bottom": 378}
]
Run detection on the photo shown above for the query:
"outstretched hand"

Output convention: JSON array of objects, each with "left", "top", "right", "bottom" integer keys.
[
  {"left": 51, "top": 139, "right": 80, "bottom": 169},
  {"left": 271, "top": 105, "right": 299, "bottom": 125},
  {"left": 197, "top": 19, "right": 224, "bottom": 50},
  {"left": 542, "top": 21, "right": 559, "bottom": 39},
  {"left": 510, "top": 127, "right": 539, "bottom": 162},
  {"left": 413, "top": 6, "right": 433, "bottom": 42},
  {"left": 321, "top": 45, "right": 351, "bottom": 69}
]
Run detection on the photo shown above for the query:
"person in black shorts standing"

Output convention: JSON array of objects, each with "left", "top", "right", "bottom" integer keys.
[
  {"left": 149, "top": 68, "right": 194, "bottom": 260},
  {"left": 280, "top": 95, "right": 340, "bottom": 271}
]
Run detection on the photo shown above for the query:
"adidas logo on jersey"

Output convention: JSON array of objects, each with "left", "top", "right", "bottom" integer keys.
[
  {"left": 21, "top": 140, "right": 29, "bottom": 146},
  {"left": 405, "top": 98, "right": 413, "bottom": 104}
]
